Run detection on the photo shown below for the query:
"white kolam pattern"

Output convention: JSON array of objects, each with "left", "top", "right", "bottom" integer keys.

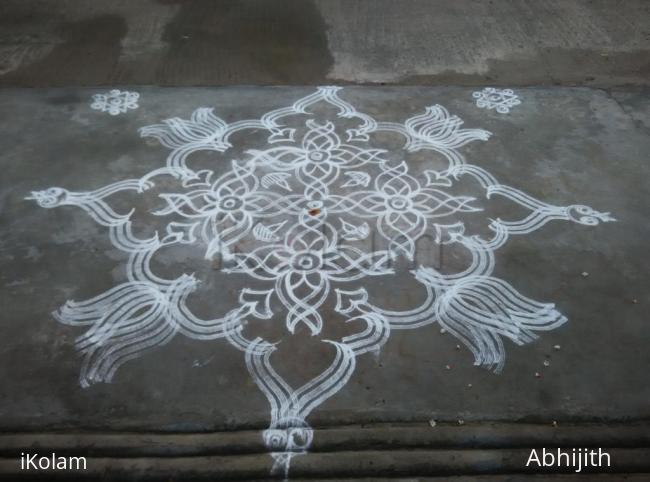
[
  {"left": 472, "top": 87, "right": 521, "bottom": 114},
  {"left": 90, "top": 89, "right": 140, "bottom": 115},
  {"left": 28, "top": 87, "right": 615, "bottom": 476}
]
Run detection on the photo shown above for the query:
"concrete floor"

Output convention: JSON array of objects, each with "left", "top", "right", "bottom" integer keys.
[
  {"left": 0, "top": 86, "right": 648, "bottom": 479},
  {"left": 0, "top": 0, "right": 648, "bottom": 87},
  {"left": 0, "top": 1, "right": 649, "bottom": 480}
]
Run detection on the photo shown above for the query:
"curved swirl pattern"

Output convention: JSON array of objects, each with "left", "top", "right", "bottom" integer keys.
[{"left": 26, "top": 87, "right": 615, "bottom": 475}]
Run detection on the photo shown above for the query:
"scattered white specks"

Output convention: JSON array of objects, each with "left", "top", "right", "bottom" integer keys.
[
  {"left": 5, "top": 279, "right": 29, "bottom": 288},
  {"left": 472, "top": 87, "right": 521, "bottom": 114},
  {"left": 191, "top": 355, "right": 215, "bottom": 368},
  {"left": 91, "top": 89, "right": 139, "bottom": 115}
]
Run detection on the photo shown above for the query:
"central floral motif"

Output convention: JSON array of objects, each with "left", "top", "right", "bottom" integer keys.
[{"left": 27, "top": 87, "right": 615, "bottom": 476}]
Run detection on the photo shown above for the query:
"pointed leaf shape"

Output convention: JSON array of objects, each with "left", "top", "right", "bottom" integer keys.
[
  {"left": 335, "top": 288, "right": 369, "bottom": 315},
  {"left": 182, "top": 169, "right": 213, "bottom": 188},
  {"left": 341, "top": 171, "right": 371, "bottom": 188},
  {"left": 340, "top": 219, "right": 370, "bottom": 241},
  {"left": 239, "top": 288, "right": 274, "bottom": 319},
  {"left": 161, "top": 221, "right": 199, "bottom": 245},
  {"left": 433, "top": 222, "right": 465, "bottom": 244},
  {"left": 261, "top": 172, "right": 292, "bottom": 191},
  {"left": 253, "top": 221, "right": 286, "bottom": 242},
  {"left": 424, "top": 170, "right": 452, "bottom": 187}
]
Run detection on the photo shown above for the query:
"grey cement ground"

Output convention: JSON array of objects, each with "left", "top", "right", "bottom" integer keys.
[
  {"left": 0, "top": 0, "right": 648, "bottom": 87},
  {"left": 0, "top": 85, "right": 648, "bottom": 437},
  {"left": 0, "top": 4, "right": 650, "bottom": 482},
  {"left": 0, "top": 3, "right": 649, "bottom": 477}
]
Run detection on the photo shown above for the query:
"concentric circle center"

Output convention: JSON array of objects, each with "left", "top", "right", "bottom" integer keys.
[
  {"left": 219, "top": 196, "right": 243, "bottom": 210},
  {"left": 388, "top": 196, "right": 411, "bottom": 211},
  {"left": 292, "top": 252, "right": 321, "bottom": 271},
  {"left": 307, "top": 150, "right": 328, "bottom": 162}
]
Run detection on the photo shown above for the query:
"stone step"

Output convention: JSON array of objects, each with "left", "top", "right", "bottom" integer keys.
[
  {"left": 1, "top": 422, "right": 649, "bottom": 457},
  {"left": 1, "top": 423, "right": 648, "bottom": 479}
]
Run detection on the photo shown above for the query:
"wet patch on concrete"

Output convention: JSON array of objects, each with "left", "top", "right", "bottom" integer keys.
[
  {"left": 156, "top": 0, "right": 333, "bottom": 85},
  {"left": 0, "top": 1, "right": 648, "bottom": 87},
  {"left": 0, "top": 15, "right": 127, "bottom": 87}
]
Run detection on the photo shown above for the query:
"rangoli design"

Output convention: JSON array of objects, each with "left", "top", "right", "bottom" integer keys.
[
  {"left": 473, "top": 87, "right": 521, "bottom": 114},
  {"left": 90, "top": 89, "right": 140, "bottom": 116},
  {"left": 27, "top": 87, "right": 614, "bottom": 475}
]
